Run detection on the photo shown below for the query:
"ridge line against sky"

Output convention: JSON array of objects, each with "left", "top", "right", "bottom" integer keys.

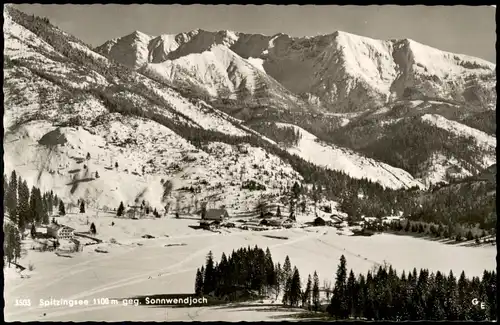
[{"left": 12, "top": 4, "right": 496, "bottom": 63}]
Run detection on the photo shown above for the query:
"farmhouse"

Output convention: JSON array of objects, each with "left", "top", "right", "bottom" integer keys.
[
  {"left": 126, "top": 208, "right": 136, "bottom": 219},
  {"left": 125, "top": 206, "right": 146, "bottom": 219},
  {"left": 47, "top": 224, "right": 75, "bottom": 239},
  {"left": 203, "top": 208, "right": 229, "bottom": 221}
]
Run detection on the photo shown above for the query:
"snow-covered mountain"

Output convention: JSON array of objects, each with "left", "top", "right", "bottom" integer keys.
[
  {"left": 99, "top": 29, "right": 309, "bottom": 110},
  {"left": 98, "top": 29, "right": 496, "bottom": 113}
]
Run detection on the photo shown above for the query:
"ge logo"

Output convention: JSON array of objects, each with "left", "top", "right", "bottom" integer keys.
[{"left": 472, "top": 298, "right": 486, "bottom": 309}]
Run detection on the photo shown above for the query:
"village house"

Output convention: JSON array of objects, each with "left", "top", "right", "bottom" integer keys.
[
  {"left": 47, "top": 224, "right": 75, "bottom": 240},
  {"left": 125, "top": 206, "right": 146, "bottom": 219},
  {"left": 203, "top": 208, "right": 229, "bottom": 221},
  {"left": 126, "top": 208, "right": 137, "bottom": 219}
]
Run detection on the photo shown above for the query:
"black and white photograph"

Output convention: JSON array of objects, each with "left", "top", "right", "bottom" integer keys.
[{"left": 3, "top": 4, "right": 497, "bottom": 322}]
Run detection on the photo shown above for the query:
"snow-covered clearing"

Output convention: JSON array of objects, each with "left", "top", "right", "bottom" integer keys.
[
  {"left": 275, "top": 123, "right": 424, "bottom": 190},
  {"left": 4, "top": 212, "right": 495, "bottom": 321},
  {"left": 417, "top": 152, "right": 473, "bottom": 186}
]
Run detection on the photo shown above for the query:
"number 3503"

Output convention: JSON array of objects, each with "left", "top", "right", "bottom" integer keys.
[{"left": 15, "top": 299, "right": 31, "bottom": 306}]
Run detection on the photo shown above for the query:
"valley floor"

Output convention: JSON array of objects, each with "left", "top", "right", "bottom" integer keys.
[{"left": 4, "top": 212, "right": 496, "bottom": 322}]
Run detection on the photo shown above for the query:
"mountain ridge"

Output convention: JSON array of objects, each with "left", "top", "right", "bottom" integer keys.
[{"left": 97, "top": 28, "right": 495, "bottom": 113}]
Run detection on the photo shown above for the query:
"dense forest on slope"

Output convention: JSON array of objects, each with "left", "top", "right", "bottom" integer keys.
[
  {"left": 458, "top": 110, "right": 496, "bottom": 135},
  {"left": 244, "top": 121, "right": 302, "bottom": 147}
]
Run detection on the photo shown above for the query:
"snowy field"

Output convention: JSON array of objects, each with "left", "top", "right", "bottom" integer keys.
[{"left": 4, "top": 212, "right": 496, "bottom": 322}]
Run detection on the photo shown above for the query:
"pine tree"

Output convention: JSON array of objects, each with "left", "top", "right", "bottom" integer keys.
[
  {"left": 14, "top": 229, "right": 21, "bottom": 263},
  {"left": 264, "top": 247, "right": 276, "bottom": 290},
  {"left": 6, "top": 170, "right": 18, "bottom": 222},
  {"left": 201, "top": 202, "right": 207, "bottom": 219},
  {"left": 4, "top": 223, "right": 16, "bottom": 266},
  {"left": 17, "top": 178, "right": 30, "bottom": 232},
  {"left": 483, "top": 270, "right": 497, "bottom": 321},
  {"left": 289, "top": 267, "right": 302, "bottom": 307},
  {"left": 457, "top": 271, "right": 469, "bottom": 320},
  {"left": 346, "top": 269, "right": 356, "bottom": 318},
  {"left": 275, "top": 262, "right": 282, "bottom": 299},
  {"left": 117, "top": 201, "right": 125, "bottom": 217},
  {"left": 204, "top": 251, "right": 215, "bottom": 295},
  {"left": 90, "top": 222, "right": 96, "bottom": 235},
  {"left": 58, "top": 199, "right": 66, "bottom": 216},
  {"left": 47, "top": 191, "right": 53, "bottom": 214},
  {"left": 363, "top": 271, "right": 377, "bottom": 320},
  {"left": 330, "top": 255, "right": 348, "bottom": 318},
  {"left": 356, "top": 274, "right": 366, "bottom": 319},
  {"left": 283, "top": 276, "right": 292, "bottom": 306},
  {"left": 444, "top": 270, "right": 459, "bottom": 320},
  {"left": 195, "top": 268, "right": 204, "bottom": 295},
  {"left": 80, "top": 200, "right": 85, "bottom": 213},
  {"left": 312, "top": 184, "right": 320, "bottom": 214},
  {"left": 41, "top": 193, "right": 49, "bottom": 224},
  {"left": 303, "top": 274, "right": 312, "bottom": 310},
  {"left": 30, "top": 187, "right": 44, "bottom": 224},
  {"left": 312, "top": 271, "right": 320, "bottom": 311},
  {"left": 30, "top": 223, "right": 36, "bottom": 239},
  {"left": 3, "top": 174, "right": 8, "bottom": 212},
  {"left": 428, "top": 271, "right": 446, "bottom": 320},
  {"left": 53, "top": 194, "right": 59, "bottom": 209},
  {"left": 283, "top": 256, "right": 292, "bottom": 285}
]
